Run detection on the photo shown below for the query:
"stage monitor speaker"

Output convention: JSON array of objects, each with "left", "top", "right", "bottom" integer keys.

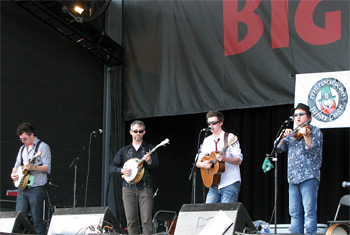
[
  {"left": 0, "top": 211, "right": 36, "bottom": 234},
  {"left": 47, "top": 206, "right": 124, "bottom": 235},
  {"left": 174, "top": 203, "right": 256, "bottom": 235}
]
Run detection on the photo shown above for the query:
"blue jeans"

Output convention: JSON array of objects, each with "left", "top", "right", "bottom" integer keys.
[
  {"left": 289, "top": 178, "right": 319, "bottom": 235},
  {"left": 16, "top": 186, "right": 45, "bottom": 234},
  {"left": 206, "top": 181, "right": 241, "bottom": 203}
]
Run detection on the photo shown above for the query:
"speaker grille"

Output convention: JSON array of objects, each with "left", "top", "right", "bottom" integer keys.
[
  {"left": 47, "top": 207, "right": 123, "bottom": 235},
  {"left": 174, "top": 203, "right": 256, "bottom": 235},
  {"left": 0, "top": 211, "right": 36, "bottom": 234}
]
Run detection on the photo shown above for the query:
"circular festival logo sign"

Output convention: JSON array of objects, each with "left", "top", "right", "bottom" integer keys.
[{"left": 308, "top": 77, "right": 348, "bottom": 122}]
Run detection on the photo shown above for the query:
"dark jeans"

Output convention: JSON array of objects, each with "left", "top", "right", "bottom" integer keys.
[
  {"left": 122, "top": 186, "right": 154, "bottom": 235},
  {"left": 16, "top": 186, "right": 45, "bottom": 234}
]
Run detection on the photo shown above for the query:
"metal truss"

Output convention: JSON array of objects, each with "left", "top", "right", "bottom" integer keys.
[{"left": 14, "top": 0, "right": 122, "bottom": 67}]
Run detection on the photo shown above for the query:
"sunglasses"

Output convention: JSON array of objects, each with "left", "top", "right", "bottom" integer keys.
[
  {"left": 293, "top": 112, "right": 307, "bottom": 117},
  {"left": 131, "top": 129, "right": 145, "bottom": 134},
  {"left": 207, "top": 121, "right": 220, "bottom": 126},
  {"left": 19, "top": 138, "right": 27, "bottom": 142}
]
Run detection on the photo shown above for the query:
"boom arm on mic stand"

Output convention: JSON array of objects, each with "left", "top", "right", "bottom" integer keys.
[{"left": 266, "top": 116, "right": 292, "bottom": 160}]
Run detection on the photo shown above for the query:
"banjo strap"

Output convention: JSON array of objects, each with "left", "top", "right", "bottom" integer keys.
[
  {"left": 20, "top": 140, "right": 42, "bottom": 165},
  {"left": 123, "top": 143, "right": 148, "bottom": 162}
]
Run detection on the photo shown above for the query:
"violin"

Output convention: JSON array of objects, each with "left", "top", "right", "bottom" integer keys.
[{"left": 293, "top": 121, "right": 312, "bottom": 140}]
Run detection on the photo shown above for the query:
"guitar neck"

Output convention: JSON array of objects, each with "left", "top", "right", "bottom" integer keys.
[
  {"left": 218, "top": 136, "right": 238, "bottom": 156},
  {"left": 219, "top": 144, "right": 230, "bottom": 156}
]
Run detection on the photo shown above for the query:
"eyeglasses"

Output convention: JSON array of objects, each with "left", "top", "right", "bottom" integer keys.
[
  {"left": 19, "top": 138, "right": 27, "bottom": 142},
  {"left": 207, "top": 121, "right": 220, "bottom": 126},
  {"left": 293, "top": 112, "right": 307, "bottom": 117},
  {"left": 131, "top": 129, "right": 145, "bottom": 134}
]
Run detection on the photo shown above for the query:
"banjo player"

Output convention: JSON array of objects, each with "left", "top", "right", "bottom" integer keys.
[{"left": 109, "top": 120, "right": 160, "bottom": 235}]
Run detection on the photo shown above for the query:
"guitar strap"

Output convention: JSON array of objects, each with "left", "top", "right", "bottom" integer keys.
[
  {"left": 224, "top": 132, "right": 229, "bottom": 147},
  {"left": 20, "top": 140, "right": 42, "bottom": 165}
]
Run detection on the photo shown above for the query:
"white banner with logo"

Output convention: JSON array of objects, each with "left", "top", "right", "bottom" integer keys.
[{"left": 295, "top": 70, "right": 350, "bottom": 129}]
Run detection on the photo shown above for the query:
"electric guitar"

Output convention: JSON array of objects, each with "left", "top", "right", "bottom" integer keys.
[
  {"left": 200, "top": 136, "right": 238, "bottom": 188},
  {"left": 122, "top": 138, "right": 169, "bottom": 184},
  {"left": 13, "top": 151, "right": 42, "bottom": 190}
]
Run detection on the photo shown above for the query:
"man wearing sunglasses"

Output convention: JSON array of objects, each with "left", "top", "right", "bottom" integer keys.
[
  {"left": 276, "top": 103, "right": 323, "bottom": 235},
  {"left": 10, "top": 122, "right": 51, "bottom": 234},
  {"left": 196, "top": 111, "right": 243, "bottom": 203},
  {"left": 109, "top": 120, "right": 159, "bottom": 235}
]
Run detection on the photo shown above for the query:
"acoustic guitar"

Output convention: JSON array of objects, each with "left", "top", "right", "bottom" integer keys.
[
  {"left": 122, "top": 138, "right": 169, "bottom": 184},
  {"left": 13, "top": 150, "right": 42, "bottom": 190},
  {"left": 200, "top": 136, "right": 238, "bottom": 188}
]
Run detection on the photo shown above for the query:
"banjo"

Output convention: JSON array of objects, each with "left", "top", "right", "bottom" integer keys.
[
  {"left": 122, "top": 138, "right": 169, "bottom": 184},
  {"left": 14, "top": 150, "right": 42, "bottom": 190}
]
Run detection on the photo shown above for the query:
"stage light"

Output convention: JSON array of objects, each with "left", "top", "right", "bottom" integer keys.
[{"left": 74, "top": 6, "right": 84, "bottom": 15}]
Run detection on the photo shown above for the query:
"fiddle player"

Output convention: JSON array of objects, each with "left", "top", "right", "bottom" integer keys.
[
  {"left": 109, "top": 120, "right": 159, "bottom": 235},
  {"left": 276, "top": 103, "right": 323, "bottom": 235}
]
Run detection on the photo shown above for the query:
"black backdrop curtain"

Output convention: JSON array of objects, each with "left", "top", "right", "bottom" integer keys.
[{"left": 110, "top": 104, "right": 349, "bottom": 229}]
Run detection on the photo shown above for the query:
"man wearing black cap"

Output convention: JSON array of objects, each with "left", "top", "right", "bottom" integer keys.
[{"left": 276, "top": 103, "right": 323, "bottom": 235}]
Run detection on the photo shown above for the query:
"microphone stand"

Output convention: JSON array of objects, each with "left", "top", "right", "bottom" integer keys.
[
  {"left": 69, "top": 156, "right": 79, "bottom": 208},
  {"left": 189, "top": 129, "right": 209, "bottom": 204},
  {"left": 266, "top": 120, "right": 290, "bottom": 234},
  {"left": 189, "top": 163, "right": 197, "bottom": 204},
  {"left": 69, "top": 146, "right": 84, "bottom": 208}
]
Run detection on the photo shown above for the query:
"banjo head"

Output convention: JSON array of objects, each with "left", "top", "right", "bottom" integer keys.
[
  {"left": 14, "top": 166, "right": 26, "bottom": 187},
  {"left": 123, "top": 158, "right": 141, "bottom": 182}
]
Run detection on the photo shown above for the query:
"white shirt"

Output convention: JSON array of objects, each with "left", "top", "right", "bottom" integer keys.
[{"left": 198, "top": 130, "right": 243, "bottom": 189}]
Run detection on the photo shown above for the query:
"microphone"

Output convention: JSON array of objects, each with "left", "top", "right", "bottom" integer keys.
[
  {"left": 48, "top": 181, "right": 58, "bottom": 188},
  {"left": 284, "top": 116, "right": 294, "bottom": 123},
  {"left": 92, "top": 129, "right": 103, "bottom": 137},
  {"left": 68, "top": 157, "right": 79, "bottom": 168},
  {"left": 201, "top": 127, "right": 213, "bottom": 132},
  {"left": 342, "top": 181, "right": 350, "bottom": 188},
  {"left": 92, "top": 129, "right": 103, "bottom": 134},
  {"left": 153, "top": 188, "right": 159, "bottom": 198}
]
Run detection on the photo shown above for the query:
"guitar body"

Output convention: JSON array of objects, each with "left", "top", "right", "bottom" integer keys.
[
  {"left": 200, "top": 136, "right": 238, "bottom": 188},
  {"left": 200, "top": 152, "right": 225, "bottom": 188}
]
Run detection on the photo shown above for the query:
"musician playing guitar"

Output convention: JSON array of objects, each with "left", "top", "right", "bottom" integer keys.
[
  {"left": 10, "top": 122, "right": 51, "bottom": 234},
  {"left": 196, "top": 111, "right": 243, "bottom": 203},
  {"left": 109, "top": 120, "right": 159, "bottom": 235}
]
